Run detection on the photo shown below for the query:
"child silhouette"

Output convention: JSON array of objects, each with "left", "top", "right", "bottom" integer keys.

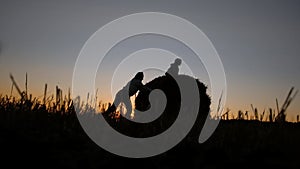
[{"left": 166, "top": 58, "right": 182, "bottom": 77}]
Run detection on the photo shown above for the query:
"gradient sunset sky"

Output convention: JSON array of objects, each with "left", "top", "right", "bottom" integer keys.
[{"left": 0, "top": 0, "right": 299, "bottom": 121}]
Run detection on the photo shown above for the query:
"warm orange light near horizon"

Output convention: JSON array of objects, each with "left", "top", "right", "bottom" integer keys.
[{"left": 1, "top": 75, "right": 299, "bottom": 122}]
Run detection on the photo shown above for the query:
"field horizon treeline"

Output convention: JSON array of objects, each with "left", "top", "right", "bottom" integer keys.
[{"left": 0, "top": 73, "right": 300, "bottom": 168}]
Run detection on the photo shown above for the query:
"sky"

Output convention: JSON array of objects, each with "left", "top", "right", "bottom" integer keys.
[{"left": 0, "top": 0, "right": 299, "bottom": 121}]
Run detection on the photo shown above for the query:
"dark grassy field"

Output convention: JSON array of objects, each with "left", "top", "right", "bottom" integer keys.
[
  {"left": 1, "top": 75, "right": 299, "bottom": 169},
  {"left": 0, "top": 104, "right": 299, "bottom": 169},
  {"left": 1, "top": 112, "right": 299, "bottom": 169}
]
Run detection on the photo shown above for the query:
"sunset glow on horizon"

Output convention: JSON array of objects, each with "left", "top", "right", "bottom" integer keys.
[{"left": 1, "top": 0, "right": 300, "bottom": 122}]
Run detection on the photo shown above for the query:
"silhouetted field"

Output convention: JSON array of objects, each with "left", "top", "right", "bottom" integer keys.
[
  {"left": 0, "top": 75, "right": 299, "bottom": 169},
  {"left": 1, "top": 100, "right": 300, "bottom": 168}
]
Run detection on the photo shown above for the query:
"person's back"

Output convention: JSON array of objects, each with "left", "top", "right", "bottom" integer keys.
[
  {"left": 166, "top": 58, "right": 182, "bottom": 76},
  {"left": 129, "top": 79, "right": 144, "bottom": 96},
  {"left": 166, "top": 63, "right": 179, "bottom": 76}
]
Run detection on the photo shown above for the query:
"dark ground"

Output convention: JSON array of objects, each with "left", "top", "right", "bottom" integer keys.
[
  {"left": 1, "top": 119, "right": 300, "bottom": 169},
  {"left": 1, "top": 75, "right": 299, "bottom": 169}
]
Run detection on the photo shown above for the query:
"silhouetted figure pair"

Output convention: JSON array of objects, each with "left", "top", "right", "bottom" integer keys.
[{"left": 105, "top": 58, "right": 182, "bottom": 118}]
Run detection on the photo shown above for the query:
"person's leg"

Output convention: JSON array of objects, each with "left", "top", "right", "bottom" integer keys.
[
  {"left": 109, "top": 89, "right": 132, "bottom": 119},
  {"left": 106, "top": 90, "right": 122, "bottom": 114},
  {"left": 122, "top": 95, "right": 132, "bottom": 119},
  {"left": 113, "top": 90, "right": 123, "bottom": 109}
]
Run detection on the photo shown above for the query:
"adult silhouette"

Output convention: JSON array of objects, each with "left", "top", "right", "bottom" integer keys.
[{"left": 105, "top": 72, "right": 150, "bottom": 118}]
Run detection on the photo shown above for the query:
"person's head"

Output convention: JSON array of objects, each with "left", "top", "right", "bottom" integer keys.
[
  {"left": 174, "top": 58, "right": 182, "bottom": 65},
  {"left": 134, "top": 72, "right": 144, "bottom": 81}
]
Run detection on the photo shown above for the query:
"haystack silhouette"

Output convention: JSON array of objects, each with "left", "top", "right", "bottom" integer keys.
[{"left": 102, "top": 74, "right": 211, "bottom": 142}]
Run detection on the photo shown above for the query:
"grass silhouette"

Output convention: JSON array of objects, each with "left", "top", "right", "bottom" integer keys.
[{"left": 0, "top": 74, "right": 299, "bottom": 168}]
